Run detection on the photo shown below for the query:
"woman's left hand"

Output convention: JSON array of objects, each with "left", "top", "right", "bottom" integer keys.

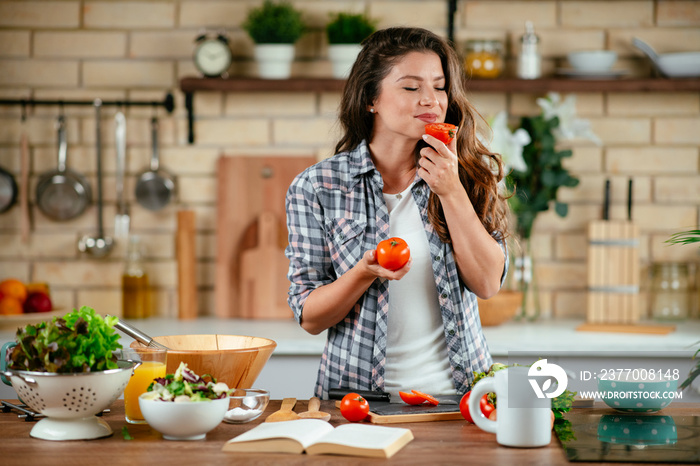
[{"left": 418, "top": 133, "right": 461, "bottom": 197}]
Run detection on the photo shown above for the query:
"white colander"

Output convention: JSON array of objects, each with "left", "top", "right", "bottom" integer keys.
[{"left": 3, "top": 360, "right": 135, "bottom": 441}]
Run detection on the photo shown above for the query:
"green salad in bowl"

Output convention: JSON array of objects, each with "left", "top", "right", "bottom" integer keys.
[
  {"left": 142, "top": 362, "right": 232, "bottom": 402},
  {"left": 139, "top": 362, "right": 233, "bottom": 440}
]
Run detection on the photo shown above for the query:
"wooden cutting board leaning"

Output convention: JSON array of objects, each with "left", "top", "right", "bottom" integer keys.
[{"left": 215, "top": 155, "right": 316, "bottom": 318}]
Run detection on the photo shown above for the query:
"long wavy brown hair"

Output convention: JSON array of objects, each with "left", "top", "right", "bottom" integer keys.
[{"left": 335, "top": 27, "right": 509, "bottom": 243}]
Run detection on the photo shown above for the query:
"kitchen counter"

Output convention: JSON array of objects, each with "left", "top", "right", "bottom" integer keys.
[
  {"left": 2, "top": 317, "right": 699, "bottom": 400},
  {"left": 2, "top": 317, "right": 698, "bottom": 357},
  {"left": 1, "top": 399, "right": 698, "bottom": 465},
  {"left": 119, "top": 317, "right": 700, "bottom": 357}
]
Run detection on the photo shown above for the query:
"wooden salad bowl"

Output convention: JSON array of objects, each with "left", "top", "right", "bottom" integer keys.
[{"left": 132, "top": 334, "right": 276, "bottom": 389}]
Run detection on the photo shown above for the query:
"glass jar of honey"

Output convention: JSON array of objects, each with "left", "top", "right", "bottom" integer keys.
[{"left": 464, "top": 40, "right": 504, "bottom": 79}]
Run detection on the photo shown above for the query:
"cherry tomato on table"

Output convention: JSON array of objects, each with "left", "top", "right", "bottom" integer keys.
[
  {"left": 459, "top": 391, "right": 495, "bottom": 423},
  {"left": 376, "top": 237, "right": 410, "bottom": 271},
  {"left": 425, "top": 123, "right": 457, "bottom": 145},
  {"left": 340, "top": 392, "right": 370, "bottom": 422},
  {"left": 479, "top": 394, "right": 495, "bottom": 418}
]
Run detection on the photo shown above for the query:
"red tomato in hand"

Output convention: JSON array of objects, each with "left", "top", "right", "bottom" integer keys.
[
  {"left": 340, "top": 393, "right": 370, "bottom": 422},
  {"left": 425, "top": 123, "right": 457, "bottom": 144},
  {"left": 376, "top": 237, "right": 410, "bottom": 271},
  {"left": 459, "top": 391, "right": 495, "bottom": 423},
  {"left": 399, "top": 391, "right": 426, "bottom": 405}
]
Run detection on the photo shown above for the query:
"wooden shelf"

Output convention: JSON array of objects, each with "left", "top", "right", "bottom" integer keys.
[
  {"left": 181, "top": 76, "right": 700, "bottom": 94},
  {"left": 179, "top": 76, "right": 700, "bottom": 143}
]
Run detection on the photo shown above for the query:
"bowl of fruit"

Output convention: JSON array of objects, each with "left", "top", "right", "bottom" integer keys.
[{"left": 0, "top": 278, "right": 61, "bottom": 327}]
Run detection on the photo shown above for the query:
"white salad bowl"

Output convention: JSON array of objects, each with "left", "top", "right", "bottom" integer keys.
[{"left": 139, "top": 394, "right": 229, "bottom": 440}]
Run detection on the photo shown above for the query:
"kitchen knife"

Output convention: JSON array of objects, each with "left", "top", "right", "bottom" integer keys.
[
  {"left": 627, "top": 177, "right": 633, "bottom": 221},
  {"left": 328, "top": 388, "right": 391, "bottom": 402},
  {"left": 602, "top": 178, "right": 611, "bottom": 221}
]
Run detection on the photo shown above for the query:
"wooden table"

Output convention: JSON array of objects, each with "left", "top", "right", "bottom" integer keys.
[{"left": 1, "top": 399, "right": 697, "bottom": 465}]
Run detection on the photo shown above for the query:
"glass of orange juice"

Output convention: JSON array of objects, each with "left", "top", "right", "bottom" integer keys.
[{"left": 118, "top": 346, "right": 167, "bottom": 424}]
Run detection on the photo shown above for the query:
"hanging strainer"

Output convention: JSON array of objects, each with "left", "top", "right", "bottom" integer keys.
[{"left": 2, "top": 360, "right": 136, "bottom": 441}]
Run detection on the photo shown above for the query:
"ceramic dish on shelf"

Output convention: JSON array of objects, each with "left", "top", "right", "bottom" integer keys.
[{"left": 557, "top": 68, "right": 629, "bottom": 80}]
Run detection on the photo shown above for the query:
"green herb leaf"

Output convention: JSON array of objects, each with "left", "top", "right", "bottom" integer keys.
[{"left": 122, "top": 426, "right": 134, "bottom": 440}]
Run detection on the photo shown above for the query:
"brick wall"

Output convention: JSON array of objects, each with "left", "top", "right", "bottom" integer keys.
[{"left": 0, "top": 0, "right": 698, "bottom": 319}]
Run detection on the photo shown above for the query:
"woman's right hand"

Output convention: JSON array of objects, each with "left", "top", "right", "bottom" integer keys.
[{"left": 361, "top": 249, "right": 412, "bottom": 280}]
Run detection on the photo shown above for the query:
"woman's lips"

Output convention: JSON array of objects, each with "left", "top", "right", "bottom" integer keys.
[{"left": 416, "top": 113, "right": 438, "bottom": 123}]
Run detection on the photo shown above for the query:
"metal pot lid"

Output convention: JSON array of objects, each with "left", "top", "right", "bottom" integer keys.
[{"left": 0, "top": 170, "right": 18, "bottom": 213}]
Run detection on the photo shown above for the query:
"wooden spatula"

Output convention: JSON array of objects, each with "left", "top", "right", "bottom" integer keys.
[
  {"left": 264, "top": 397, "right": 300, "bottom": 422},
  {"left": 297, "top": 397, "right": 331, "bottom": 422}
]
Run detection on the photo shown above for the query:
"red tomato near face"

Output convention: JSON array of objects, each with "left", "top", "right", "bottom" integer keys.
[
  {"left": 459, "top": 391, "right": 495, "bottom": 423},
  {"left": 425, "top": 123, "right": 457, "bottom": 145},
  {"left": 399, "top": 391, "right": 426, "bottom": 405},
  {"left": 376, "top": 237, "right": 410, "bottom": 271},
  {"left": 340, "top": 393, "right": 370, "bottom": 422}
]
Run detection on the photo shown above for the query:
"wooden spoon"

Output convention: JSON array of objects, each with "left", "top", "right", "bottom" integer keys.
[
  {"left": 264, "top": 397, "right": 301, "bottom": 422},
  {"left": 297, "top": 397, "right": 331, "bottom": 422}
]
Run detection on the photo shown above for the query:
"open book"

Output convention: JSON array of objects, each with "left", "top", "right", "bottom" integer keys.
[{"left": 222, "top": 419, "right": 413, "bottom": 458}]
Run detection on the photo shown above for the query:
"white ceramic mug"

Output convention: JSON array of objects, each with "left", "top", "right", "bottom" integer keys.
[{"left": 468, "top": 366, "right": 551, "bottom": 448}]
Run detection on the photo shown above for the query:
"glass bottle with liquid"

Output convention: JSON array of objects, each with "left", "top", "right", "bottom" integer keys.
[
  {"left": 122, "top": 235, "right": 151, "bottom": 319},
  {"left": 517, "top": 20, "right": 542, "bottom": 79},
  {"left": 650, "top": 262, "right": 690, "bottom": 321}
]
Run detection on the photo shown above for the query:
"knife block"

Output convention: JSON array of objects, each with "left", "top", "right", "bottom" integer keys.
[{"left": 586, "top": 220, "right": 640, "bottom": 324}]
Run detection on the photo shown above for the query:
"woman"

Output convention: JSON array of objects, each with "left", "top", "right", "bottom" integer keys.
[{"left": 285, "top": 27, "right": 509, "bottom": 400}]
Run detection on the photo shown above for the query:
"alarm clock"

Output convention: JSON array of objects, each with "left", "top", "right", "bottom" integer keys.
[{"left": 193, "top": 33, "right": 232, "bottom": 77}]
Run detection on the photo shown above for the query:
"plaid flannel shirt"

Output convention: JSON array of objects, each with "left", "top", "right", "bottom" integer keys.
[{"left": 285, "top": 140, "right": 507, "bottom": 399}]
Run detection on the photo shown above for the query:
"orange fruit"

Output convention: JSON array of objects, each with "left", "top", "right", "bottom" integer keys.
[
  {"left": 0, "top": 296, "right": 24, "bottom": 315},
  {"left": 0, "top": 279, "right": 28, "bottom": 304}
]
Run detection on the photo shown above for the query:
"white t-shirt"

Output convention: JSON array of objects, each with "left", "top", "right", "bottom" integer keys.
[{"left": 382, "top": 185, "right": 456, "bottom": 400}]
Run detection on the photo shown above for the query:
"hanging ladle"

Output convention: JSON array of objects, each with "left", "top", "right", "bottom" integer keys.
[{"left": 78, "top": 98, "right": 114, "bottom": 258}]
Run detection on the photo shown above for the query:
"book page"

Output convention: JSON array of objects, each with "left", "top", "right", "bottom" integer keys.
[
  {"left": 307, "top": 424, "right": 413, "bottom": 458},
  {"left": 225, "top": 419, "right": 334, "bottom": 450}
]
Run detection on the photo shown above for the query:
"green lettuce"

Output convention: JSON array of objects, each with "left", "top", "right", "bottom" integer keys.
[{"left": 8, "top": 306, "right": 122, "bottom": 373}]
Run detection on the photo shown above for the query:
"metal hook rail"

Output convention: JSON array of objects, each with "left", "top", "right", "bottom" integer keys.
[{"left": 0, "top": 92, "right": 175, "bottom": 115}]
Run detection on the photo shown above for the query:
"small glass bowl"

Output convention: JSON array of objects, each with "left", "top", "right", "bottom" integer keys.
[{"left": 223, "top": 388, "right": 270, "bottom": 423}]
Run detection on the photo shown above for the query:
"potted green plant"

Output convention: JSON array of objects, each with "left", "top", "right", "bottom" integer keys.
[
  {"left": 326, "top": 12, "right": 376, "bottom": 78},
  {"left": 242, "top": 0, "right": 306, "bottom": 79},
  {"left": 486, "top": 93, "right": 601, "bottom": 319}
]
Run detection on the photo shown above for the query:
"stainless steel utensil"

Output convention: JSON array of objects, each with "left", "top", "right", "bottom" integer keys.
[
  {"left": 36, "top": 115, "right": 92, "bottom": 221},
  {"left": 78, "top": 99, "right": 114, "bottom": 258},
  {"left": 19, "top": 126, "right": 30, "bottom": 242},
  {"left": 114, "top": 111, "right": 130, "bottom": 238},
  {"left": 0, "top": 163, "right": 18, "bottom": 214},
  {"left": 135, "top": 116, "right": 176, "bottom": 211},
  {"left": 110, "top": 316, "right": 170, "bottom": 350}
]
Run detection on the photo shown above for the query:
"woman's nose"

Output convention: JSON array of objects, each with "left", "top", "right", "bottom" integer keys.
[{"left": 420, "top": 90, "right": 438, "bottom": 106}]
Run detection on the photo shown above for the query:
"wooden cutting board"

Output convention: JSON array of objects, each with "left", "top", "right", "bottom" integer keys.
[
  {"left": 239, "top": 212, "right": 292, "bottom": 319},
  {"left": 334, "top": 400, "right": 463, "bottom": 425},
  {"left": 215, "top": 155, "right": 316, "bottom": 318}
]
